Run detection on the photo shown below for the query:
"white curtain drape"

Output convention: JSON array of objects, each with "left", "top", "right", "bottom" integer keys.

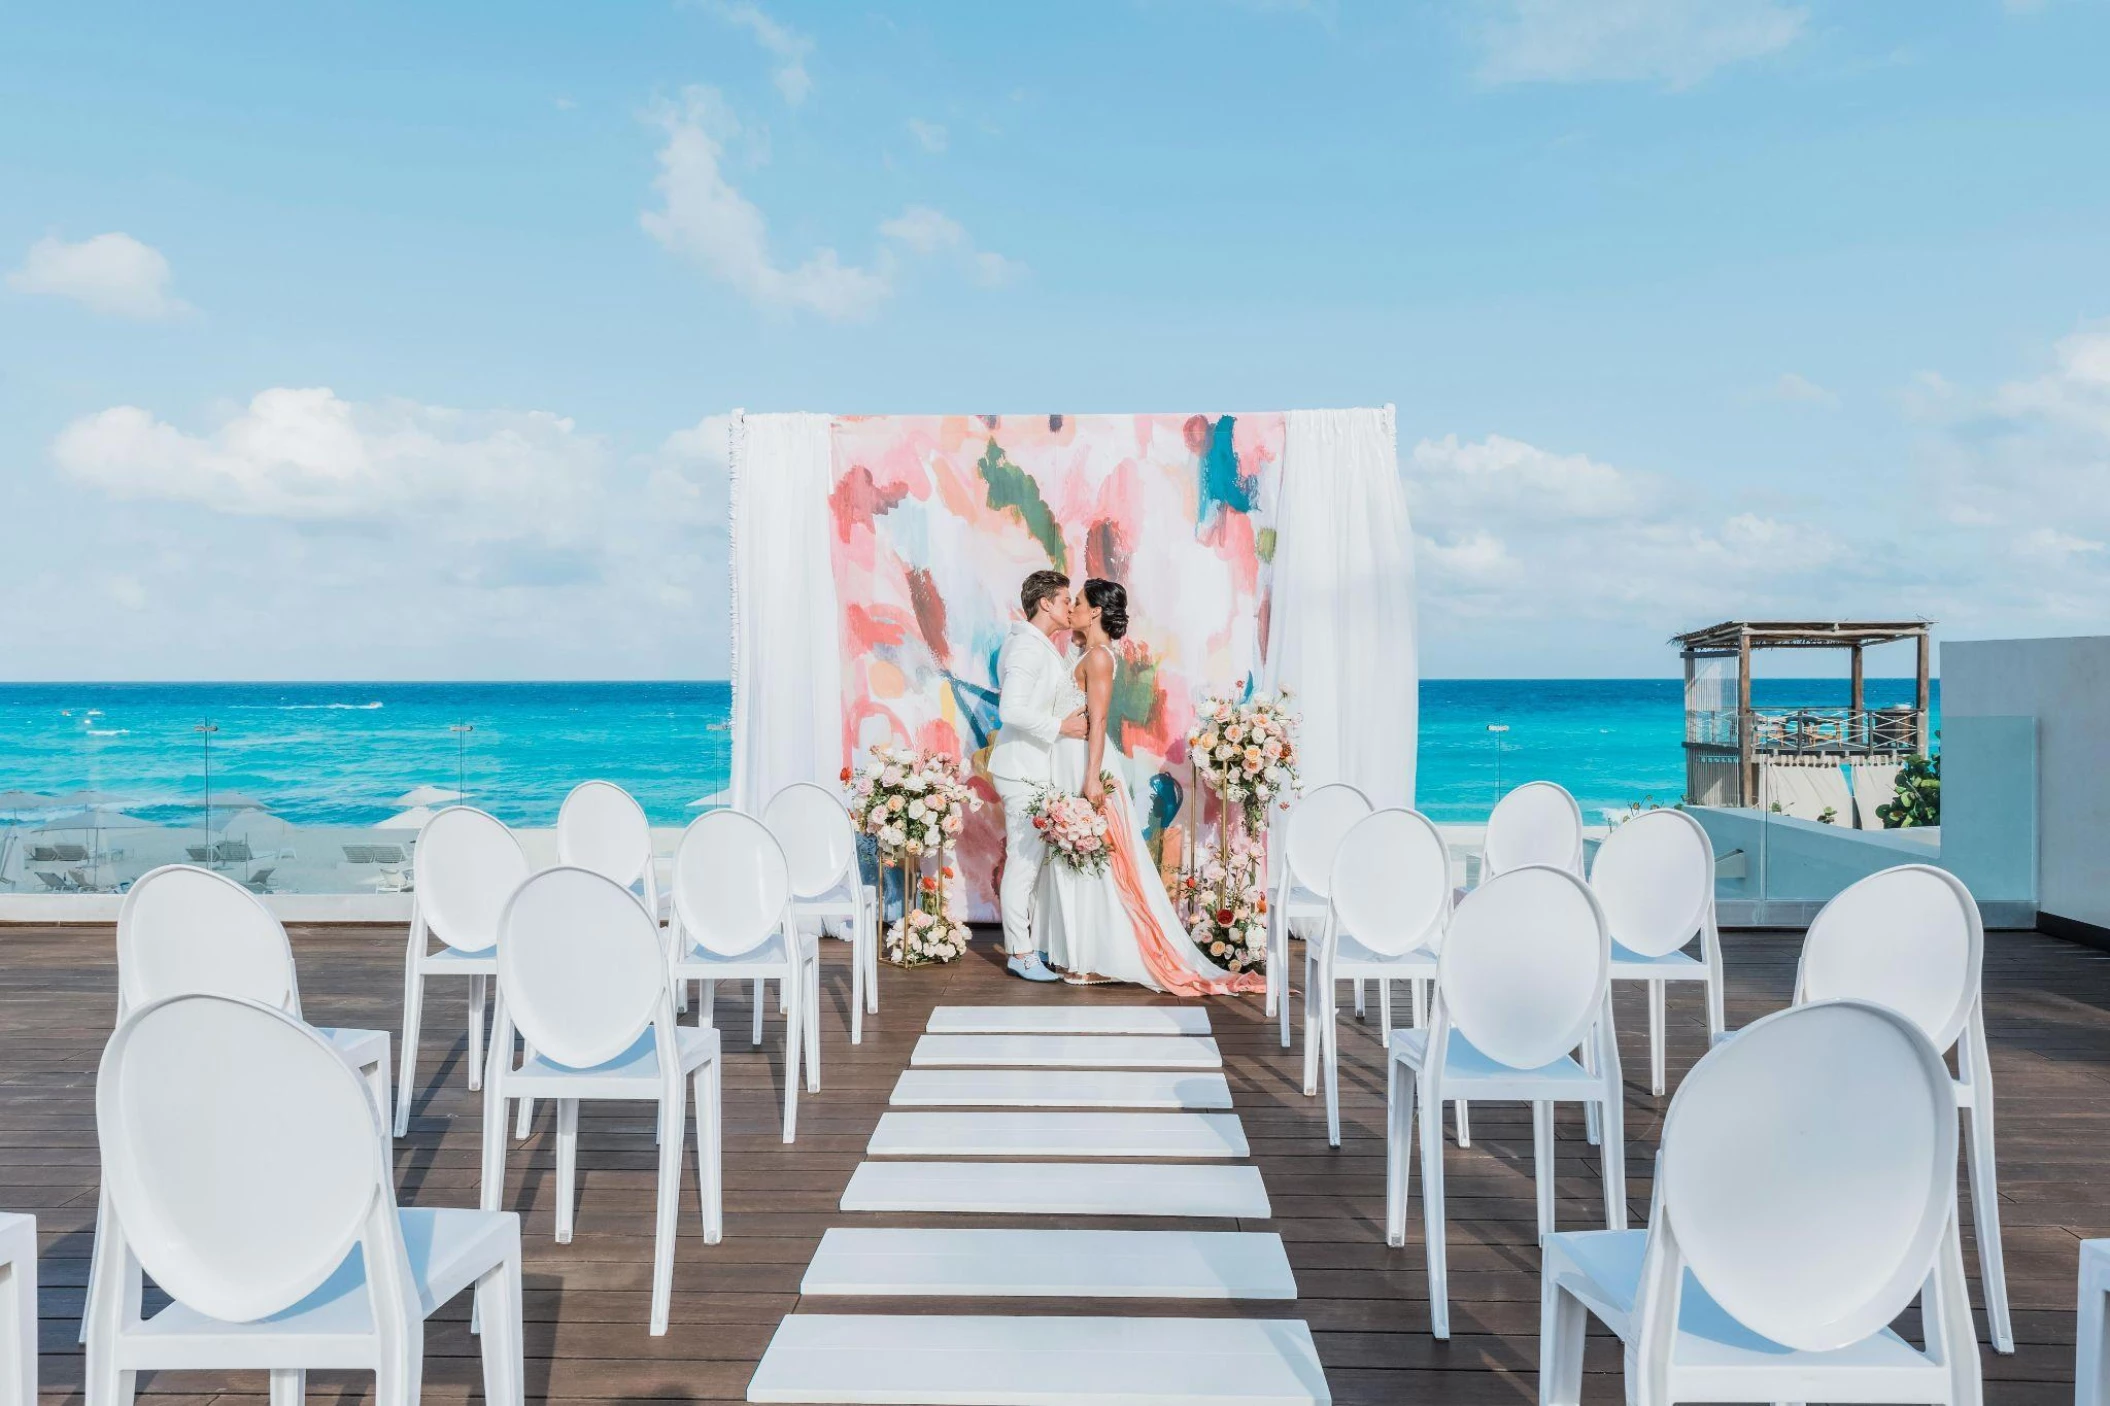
[
  {"left": 729, "top": 411, "right": 842, "bottom": 811},
  {"left": 1263, "top": 405, "right": 1417, "bottom": 808}
]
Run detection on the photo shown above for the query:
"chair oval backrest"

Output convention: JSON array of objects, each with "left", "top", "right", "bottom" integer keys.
[
  {"left": 1328, "top": 808, "right": 1449, "bottom": 958},
  {"left": 498, "top": 866, "right": 665, "bottom": 1069},
  {"left": 556, "top": 781, "right": 652, "bottom": 889},
  {"left": 1483, "top": 781, "right": 1583, "bottom": 879},
  {"left": 762, "top": 782, "right": 858, "bottom": 899},
  {"left": 1797, "top": 864, "right": 1983, "bottom": 1054},
  {"left": 1589, "top": 809, "right": 1715, "bottom": 959},
  {"left": 97, "top": 993, "right": 383, "bottom": 1323},
  {"left": 1438, "top": 865, "right": 1608, "bottom": 1069},
  {"left": 115, "top": 864, "right": 297, "bottom": 1012},
  {"left": 1283, "top": 784, "right": 1373, "bottom": 898},
  {"left": 414, "top": 806, "right": 530, "bottom": 953},
  {"left": 1660, "top": 998, "right": 1957, "bottom": 1352},
  {"left": 672, "top": 809, "right": 793, "bottom": 958}
]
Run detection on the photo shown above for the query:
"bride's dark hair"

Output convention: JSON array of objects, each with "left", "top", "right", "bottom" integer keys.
[{"left": 1081, "top": 578, "right": 1129, "bottom": 640}]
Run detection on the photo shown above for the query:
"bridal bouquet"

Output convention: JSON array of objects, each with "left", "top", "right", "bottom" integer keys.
[
  {"left": 1186, "top": 691, "right": 1301, "bottom": 831},
  {"left": 842, "top": 743, "right": 981, "bottom": 860},
  {"left": 1181, "top": 828, "right": 1269, "bottom": 974},
  {"left": 1028, "top": 777, "right": 1119, "bottom": 876},
  {"left": 888, "top": 866, "right": 972, "bottom": 967}
]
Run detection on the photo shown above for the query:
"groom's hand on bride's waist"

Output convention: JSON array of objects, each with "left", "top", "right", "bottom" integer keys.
[{"left": 1059, "top": 709, "right": 1088, "bottom": 739}]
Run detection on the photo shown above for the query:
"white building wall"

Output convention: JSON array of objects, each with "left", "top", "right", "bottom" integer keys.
[{"left": 1943, "top": 636, "right": 2110, "bottom": 931}]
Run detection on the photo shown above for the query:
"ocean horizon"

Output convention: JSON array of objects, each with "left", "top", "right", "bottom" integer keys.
[{"left": 0, "top": 677, "right": 1939, "bottom": 828}]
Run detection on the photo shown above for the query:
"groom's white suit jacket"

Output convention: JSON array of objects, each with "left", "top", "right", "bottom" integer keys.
[{"left": 988, "top": 621, "right": 1074, "bottom": 786}]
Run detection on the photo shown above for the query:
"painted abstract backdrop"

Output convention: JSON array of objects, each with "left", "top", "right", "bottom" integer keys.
[{"left": 828, "top": 412, "right": 1284, "bottom": 917}]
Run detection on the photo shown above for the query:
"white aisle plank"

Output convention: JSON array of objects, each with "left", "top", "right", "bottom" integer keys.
[
  {"left": 889, "top": 1068, "right": 1234, "bottom": 1110},
  {"left": 747, "top": 1314, "right": 1330, "bottom": 1406},
  {"left": 800, "top": 1227, "right": 1297, "bottom": 1299},
  {"left": 840, "top": 1160, "right": 1271, "bottom": 1218},
  {"left": 910, "top": 1032, "right": 1222, "bottom": 1069},
  {"left": 868, "top": 1110, "right": 1248, "bottom": 1159},
  {"left": 927, "top": 1004, "right": 1211, "bottom": 1036}
]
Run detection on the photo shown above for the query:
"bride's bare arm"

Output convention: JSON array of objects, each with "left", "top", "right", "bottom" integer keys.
[{"left": 1081, "top": 650, "right": 1115, "bottom": 807}]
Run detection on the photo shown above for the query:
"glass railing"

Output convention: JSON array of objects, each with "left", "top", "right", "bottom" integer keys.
[{"left": 0, "top": 683, "right": 733, "bottom": 897}]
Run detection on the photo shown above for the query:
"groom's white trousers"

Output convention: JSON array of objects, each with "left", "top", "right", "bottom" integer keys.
[{"left": 991, "top": 775, "right": 1045, "bottom": 958}]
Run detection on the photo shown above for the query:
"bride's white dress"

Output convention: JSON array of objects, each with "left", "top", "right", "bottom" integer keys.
[{"left": 1036, "top": 649, "right": 1263, "bottom": 996}]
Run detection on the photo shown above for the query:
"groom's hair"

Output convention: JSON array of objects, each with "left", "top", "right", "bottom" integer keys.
[{"left": 1020, "top": 569, "right": 1070, "bottom": 621}]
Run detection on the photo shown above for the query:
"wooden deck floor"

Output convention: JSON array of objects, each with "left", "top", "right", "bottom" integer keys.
[{"left": 3, "top": 921, "right": 2105, "bottom": 1403}]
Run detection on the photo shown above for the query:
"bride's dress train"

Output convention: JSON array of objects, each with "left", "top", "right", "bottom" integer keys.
[{"left": 1038, "top": 733, "right": 1265, "bottom": 998}]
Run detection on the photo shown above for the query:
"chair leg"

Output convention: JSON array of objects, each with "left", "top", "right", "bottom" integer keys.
[
  {"left": 269, "top": 1368, "right": 305, "bottom": 1406},
  {"left": 363, "top": 1052, "right": 394, "bottom": 1143},
  {"left": 804, "top": 957, "right": 822, "bottom": 1092},
  {"left": 467, "top": 974, "right": 488, "bottom": 1093},
  {"left": 1454, "top": 1099, "right": 1471, "bottom": 1148},
  {"left": 700, "top": 979, "right": 716, "bottom": 1027},
  {"left": 1599, "top": 1086, "right": 1628, "bottom": 1233},
  {"left": 77, "top": 1187, "right": 110, "bottom": 1346},
  {"left": 1276, "top": 918, "right": 1292, "bottom": 1049},
  {"left": 1385, "top": 1056, "right": 1415, "bottom": 1247},
  {"left": 475, "top": 1250, "right": 527, "bottom": 1406},
  {"left": 782, "top": 975, "right": 802, "bottom": 1144},
  {"left": 1410, "top": 978, "right": 1427, "bottom": 1030},
  {"left": 752, "top": 977, "right": 765, "bottom": 1046},
  {"left": 865, "top": 909, "right": 880, "bottom": 1013},
  {"left": 514, "top": 1044, "right": 537, "bottom": 1141},
  {"left": 696, "top": 1057, "right": 724, "bottom": 1243},
  {"left": 1324, "top": 987, "right": 1342, "bottom": 1148},
  {"left": 1532, "top": 1100, "right": 1556, "bottom": 1242},
  {"left": 1354, "top": 977, "right": 1366, "bottom": 1020},
  {"left": 395, "top": 964, "right": 424, "bottom": 1138},
  {"left": 1580, "top": 1023, "right": 1602, "bottom": 1147},
  {"left": 84, "top": 1324, "right": 137, "bottom": 1406},
  {"left": 1378, "top": 979, "right": 1393, "bottom": 1044},
  {"left": 1966, "top": 1099, "right": 2015, "bottom": 1353},
  {"left": 650, "top": 1083, "right": 685, "bottom": 1336},
  {"left": 1, "top": 1252, "right": 33, "bottom": 1406},
  {"left": 1648, "top": 979, "right": 1667, "bottom": 1098},
  {"left": 851, "top": 921, "right": 866, "bottom": 1045},
  {"left": 479, "top": 1069, "right": 507, "bottom": 1215},
  {"left": 2080, "top": 1267, "right": 2109, "bottom": 1406},
  {"left": 554, "top": 1099, "right": 579, "bottom": 1244},
  {"left": 1420, "top": 1076, "right": 1450, "bottom": 1339},
  {"left": 1538, "top": 1279, "right": 1589, "bottom": 1406},
  {"left": 1301, "top": 955, "right": 1321, "bottom": 1097}
]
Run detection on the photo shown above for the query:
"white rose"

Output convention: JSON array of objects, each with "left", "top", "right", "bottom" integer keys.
[{"left": 907, "top": 799, "right": 927, "bottom": 820}]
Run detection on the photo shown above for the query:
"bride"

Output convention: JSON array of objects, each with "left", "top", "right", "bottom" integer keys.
[{"left": 1037, "top": 579, "right": 1266, "bottom": 996}]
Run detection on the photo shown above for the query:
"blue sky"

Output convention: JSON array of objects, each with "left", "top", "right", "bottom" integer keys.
[{"left": 5, "top": 0, "right": 2107, "bottom": 681}]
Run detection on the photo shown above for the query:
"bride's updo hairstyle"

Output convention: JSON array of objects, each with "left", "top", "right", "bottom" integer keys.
[{"left": 1082, "top": 578, "right": 1129, "bottom": 640}]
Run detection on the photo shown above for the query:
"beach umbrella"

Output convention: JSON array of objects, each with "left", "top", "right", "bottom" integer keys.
[
  {"left": 394, "top": 785, "right": 464, "bottom": 808},
  {"left": 0, "top": 790, "right": 55, "bottom": 820},
  {"left": 201, "top": 792, "right": 271, "bottom": 812},
  {"left": 377, "top": 804, "right": 440, "bottom": 830},
  {"left": 46, "top": 790, "right": 137, "bottom": 809},
  {"left": 687, "top": 788, "right": 733, "bottom": 810},
  {"left": 38, "top": 806, "right": 160, "bottom": 833}
]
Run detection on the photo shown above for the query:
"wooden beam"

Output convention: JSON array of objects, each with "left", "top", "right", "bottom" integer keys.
[
  {"left": 1737, "top": 629, "right": 1754, "bottom": 808},
  {"left": 1915, "top": 633, "right": 1932, "bottom": 754},
  {"left": 1850, "top": 644, "right": 1865, "bottom": 749},
  {"left": 1683, "top": 650, "right": 1698, "bottom": 804}
]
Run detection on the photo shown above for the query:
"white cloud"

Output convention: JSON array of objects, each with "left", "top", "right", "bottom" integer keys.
[
  {"left": 1771, "top": 371, "right": 1840, "bottom": 407},
  {"left": 699, "top": 1, "right": 813, "bottom": 104},
  {"left": 644, "top": 91, "right": 1022, "bottom": 315},
  {"left": 7, "top": 233, "right": 189, "bottom": 319},
  {"left": 907, "top": 118, "right": 949, "bottom": 154},
  {"left": 1471, "top": 0, "right": 1807, "bottom": 88},
  {"left": 641, "top": 88, "right": 892, "bottom": 319},
  {"left": 52, "top": 388, "right": 606, "bottom": 559},
  {"left": 1407, "top": 432, "right": 1852, "bottom": 634}
]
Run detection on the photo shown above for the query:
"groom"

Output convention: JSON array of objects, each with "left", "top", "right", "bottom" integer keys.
[{"left": 988, "top": 568, "right": 1088, "bottom": 982}]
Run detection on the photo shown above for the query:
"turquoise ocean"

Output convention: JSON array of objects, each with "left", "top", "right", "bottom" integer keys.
[{"left": 0, "top": 679, "right": 1938, "bottom": 828}]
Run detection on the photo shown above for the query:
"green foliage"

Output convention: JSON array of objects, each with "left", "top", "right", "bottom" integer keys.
[{"left": 1876, "top": 750, "right": 1941, "bottom": 828}]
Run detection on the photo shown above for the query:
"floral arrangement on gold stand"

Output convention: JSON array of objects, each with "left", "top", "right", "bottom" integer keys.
[{"left": 842, "top": 743, "right": 980, "bottom": 967}]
